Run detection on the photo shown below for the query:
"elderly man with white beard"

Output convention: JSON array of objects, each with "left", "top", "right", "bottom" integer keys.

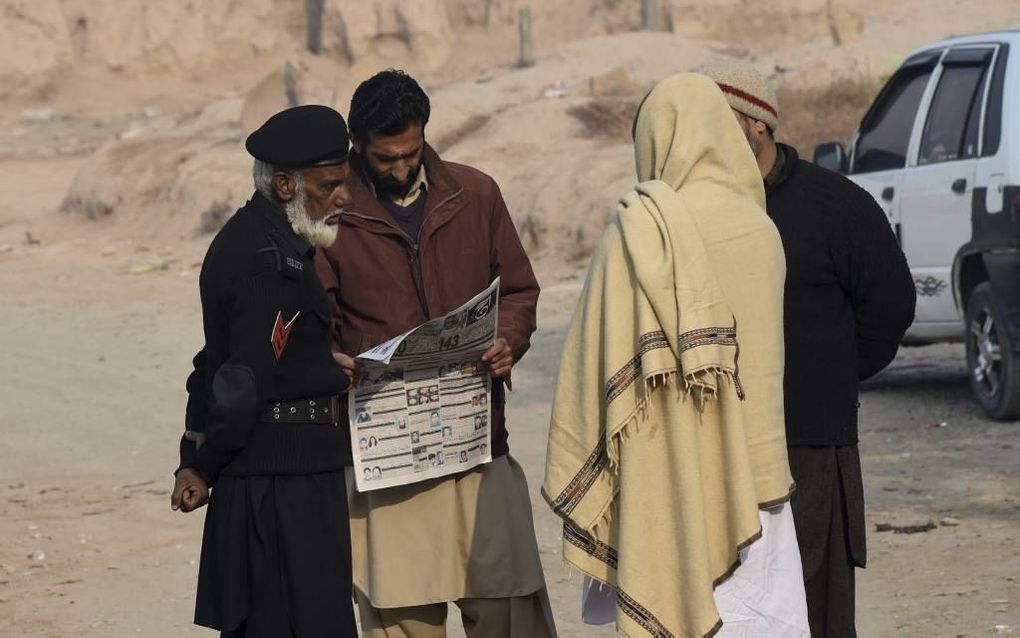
[{"left": 170, "top": 105, "right": 359, "bottom": 638}]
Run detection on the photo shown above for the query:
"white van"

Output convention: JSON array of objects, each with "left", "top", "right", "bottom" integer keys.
[{"left": 815, "top": 30, "right": 1020, "bottom": 420}]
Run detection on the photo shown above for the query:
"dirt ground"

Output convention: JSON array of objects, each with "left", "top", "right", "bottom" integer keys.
[
  {"left": 1, "top": 4, "right": 1020, "bottom": 629},
  {"left": 0, "top": 168, "right": 1018, "bottom": 637}
]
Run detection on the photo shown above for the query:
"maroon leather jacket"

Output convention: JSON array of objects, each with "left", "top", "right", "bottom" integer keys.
[{"left": 315, "top": 145, "right": 540, "bottom": 459}]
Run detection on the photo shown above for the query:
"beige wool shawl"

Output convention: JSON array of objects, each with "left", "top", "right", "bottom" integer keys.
[{"left": 543, "top": 74, "right": 794, "bottom": 638}]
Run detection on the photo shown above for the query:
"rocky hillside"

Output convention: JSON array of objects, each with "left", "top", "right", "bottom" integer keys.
[{"left": 0, "top": 0, "right": 906, "bottom": 115}]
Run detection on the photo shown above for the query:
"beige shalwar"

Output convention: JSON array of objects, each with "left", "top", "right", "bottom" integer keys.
[{"left": 347, "top": 455, "right": 555, "bottom": 638}]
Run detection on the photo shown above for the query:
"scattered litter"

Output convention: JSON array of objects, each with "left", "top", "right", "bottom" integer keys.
[
  {"left": 127, "top": 258, "right": 178, "bottom": 275},
  {"left": 995, "top": 625, "right": 1014, "bottom": 635},
  {"left": 543, "top": 81, "right": 568, "bottom": 99},
  {"left": 991, "top": 599, "right": 1009, "bottom": 604},
  {"left": 27, "top": 524, "right": 38, "bottom": 531},
  {"left": 940, "top": 517, "right": 961, "bottom": 527},
  {"left": 28, "top": 550, "right": 46, "bottom": 562},
  {"left": 928, "top": 421, "right": 949, "bottom": 428},
  {"left": 875, "top": 519, "right": 937, "bottom": 534},
  {"left": 116, "top": 480, "right": 156, "bottom": 491},
  {"left": 119, "top": 124, "right": 146, "bottom": 141},
  {"left": 20, "top": 108, "right": 55, "bottom": 122}
]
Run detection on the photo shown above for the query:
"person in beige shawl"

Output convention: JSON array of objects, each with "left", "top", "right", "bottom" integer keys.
[{"left": 542, "top": 73, "right": 809, "bottom": 637}]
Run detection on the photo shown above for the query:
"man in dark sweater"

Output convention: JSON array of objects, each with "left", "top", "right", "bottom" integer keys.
[
  {"left": 169, "top": 105, "right": 358, "bottom": 637},
  {"left": 706, "top": 62, "right": 917, "bottom": 637}
]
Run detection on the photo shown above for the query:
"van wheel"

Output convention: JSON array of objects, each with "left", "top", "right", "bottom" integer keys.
[{"left": 965, "top": 283, "right": 1020, "bottom": 420}]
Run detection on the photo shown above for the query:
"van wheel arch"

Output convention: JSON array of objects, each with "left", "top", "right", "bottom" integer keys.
[{"left": 955, "top": 251, "right": 990, "bottom": 313}]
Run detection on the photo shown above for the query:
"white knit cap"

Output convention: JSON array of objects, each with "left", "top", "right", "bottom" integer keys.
[{"left": 701, "top": 61, "right": 779, "bottom": 131}]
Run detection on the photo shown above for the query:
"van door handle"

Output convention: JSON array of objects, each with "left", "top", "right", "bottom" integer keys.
[
  {"left": 881, "top": 187, "right": 895, "bottom": 201},
  {"left": 951, "top": 178, "right": 967, "bottom": 193}
]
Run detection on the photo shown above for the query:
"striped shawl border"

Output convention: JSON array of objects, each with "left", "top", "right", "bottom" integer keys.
[
  {"left": 562, "top": 524, "right": 674, "bottom": 638},
  {"left": 563, "top": 518, "right": 618, "bottom": 569},
  {"left": 556, "top": 327, "right": 741, "bottom": 526},
  {"left": 677, "top": 326, "right": 737, "bottom": 353},
  {"left": 617, "top": 588, "right": 676, "bottom": 638},
  {"left": 548, "top": 437, "right": 607, "bottom": 517},
  {"left": 605, "top": 331, "right": 670, "bottom": 404}
]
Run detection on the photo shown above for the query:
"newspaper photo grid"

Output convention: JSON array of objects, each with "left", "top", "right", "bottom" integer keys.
[{"left": 349, "top": 279, "right": 500, "bottom": 492}]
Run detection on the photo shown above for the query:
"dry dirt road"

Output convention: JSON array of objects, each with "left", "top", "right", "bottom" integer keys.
[{"left": 0, "top": 190, "right": 1018, "bottom": 637}]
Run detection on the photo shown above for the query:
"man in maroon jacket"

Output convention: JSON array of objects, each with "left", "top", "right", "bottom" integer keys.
[{"left": 317, "top": 70, "right": 556, "bottom": 638}]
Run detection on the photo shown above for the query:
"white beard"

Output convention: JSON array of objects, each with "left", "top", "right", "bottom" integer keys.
[{"left": 285, "top": 185, "right": 339, "bottom": 248}]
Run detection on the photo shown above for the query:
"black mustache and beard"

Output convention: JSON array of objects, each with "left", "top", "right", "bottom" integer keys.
[{"left": 370, "top": 165, "right": 421, "bottom": 199}]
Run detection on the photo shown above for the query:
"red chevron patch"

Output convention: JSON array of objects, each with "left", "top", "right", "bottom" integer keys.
[{"left": 270, "top": 310, "right": 301, "bottom": 360}]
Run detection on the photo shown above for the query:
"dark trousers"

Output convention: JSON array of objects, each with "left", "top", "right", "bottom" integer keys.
[
  {"left": 221, "top": 607, "right": 293, "bottom": 638},
  {"left": 788, "top": 445, "right": 866, "bottom": 638},
  {"left": 196, "top": 471, "right": 357, "bottom": 638}
]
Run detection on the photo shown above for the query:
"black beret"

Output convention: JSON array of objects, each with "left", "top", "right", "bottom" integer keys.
[{"left": 245, "top": 105, "right": 349, "bottom": 168}]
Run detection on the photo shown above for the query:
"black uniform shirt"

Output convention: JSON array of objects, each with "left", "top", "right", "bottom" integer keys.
[{"left": 180, "top": 191, "right": 350, "bottom": 483}]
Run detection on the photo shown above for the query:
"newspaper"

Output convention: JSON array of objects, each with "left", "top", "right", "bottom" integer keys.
[{"left": 349, "top": 279, "right": 500, "bottom": 492}]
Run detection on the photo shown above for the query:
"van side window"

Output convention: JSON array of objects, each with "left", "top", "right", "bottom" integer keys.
[
  {"left": 982, "top": 43, "right": 1009, "bottom": 157},
  {"left": 918, "top": 56, "right": 991, "bottom": 165},
  {"left": 852, "top": 67, "right": 932, "bottom": 173}
]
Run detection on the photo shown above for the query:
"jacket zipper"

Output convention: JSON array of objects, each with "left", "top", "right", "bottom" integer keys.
[
  {"left": 407, "top": 247, "right": 431, "bottom": 319},
  {"left": 344, "top": 188, "right": 464, "bottom": 322},
  {"left": 408, "top": 188, "right": 464, "bottom": 319},
  {"left": 343, "top": 210, "right": 431, "bottom": 319}
]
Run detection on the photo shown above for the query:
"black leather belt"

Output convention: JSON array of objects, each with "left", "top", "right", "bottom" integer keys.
[{"left": 260, "top": 396, "right": 340, "bottom": 425}]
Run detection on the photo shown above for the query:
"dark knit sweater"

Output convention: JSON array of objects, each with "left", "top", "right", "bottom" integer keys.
[
  {"left": 765, "top": 145, "right": 916, "bottom": 446},
  {"left": 379, "top": 186, "right": 427, "bottom": 241},
  {"left": 180, "top": 192, "right": 351, "bottom": 484}
]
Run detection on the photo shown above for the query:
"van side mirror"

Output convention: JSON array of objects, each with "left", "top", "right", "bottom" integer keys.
[{"left": 813, "top": 142, "right": 848, "bottom": 173}]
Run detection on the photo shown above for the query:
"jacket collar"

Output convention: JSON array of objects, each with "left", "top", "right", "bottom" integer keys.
[
  {"left": 764, "top": 143, "right": 798, "bottom": 196},
  {"left": 250, "top": 190, "right": 313, "bottom": 258},
  {"left": 346, "top": 143, "right": 463, "bottom": 228}
]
